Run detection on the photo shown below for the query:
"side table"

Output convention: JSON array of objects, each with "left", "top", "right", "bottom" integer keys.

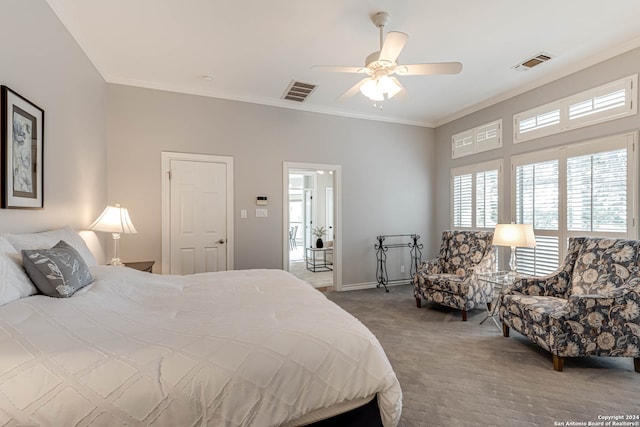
[
  {"left": 124, "top": 261, "right": 155, "bottom": 273},
  {"left": 477, "top": 271, "right": 519, "bottom": 330},
  {"left": 305, "top": 248, "right": 333, "bottom": 272}
]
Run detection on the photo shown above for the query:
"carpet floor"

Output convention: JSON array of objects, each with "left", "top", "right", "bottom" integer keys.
[{"left": 325, "top": 284, "right": 639, "bottom": 427}]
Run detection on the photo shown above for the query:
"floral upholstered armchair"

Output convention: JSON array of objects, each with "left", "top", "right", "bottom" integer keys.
[
  {"left": 499, "top": 237, "right": 640, "bottom": 372},
  {"left": 413, "top": 230, "right": 494, "bottom": 321}
]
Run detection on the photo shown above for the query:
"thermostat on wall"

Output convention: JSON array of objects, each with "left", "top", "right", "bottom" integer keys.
[{"left": 256, "top": 196, "right": 268, "bottom": 206}]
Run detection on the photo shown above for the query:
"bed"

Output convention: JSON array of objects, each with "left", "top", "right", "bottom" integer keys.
[{"left": 0, "top": 227, "right": 402, "bottom": 426}]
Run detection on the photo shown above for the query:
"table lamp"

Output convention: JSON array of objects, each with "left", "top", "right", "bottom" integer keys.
[
  {"left": 493, "top": 223, "right": 536, "bottom": 273},
  {"left": 89, "top": 204, "right": 138, "bottom": 266}
]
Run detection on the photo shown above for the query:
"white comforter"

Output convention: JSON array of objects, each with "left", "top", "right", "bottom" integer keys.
[{"left": 0, "top": 267, "right": 402, "bottom": 426}]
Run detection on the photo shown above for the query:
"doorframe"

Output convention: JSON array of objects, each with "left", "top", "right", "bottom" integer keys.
[
  {"left": 283, "top": 162, "right": 342, "bottom": 290},
  {"left": 161, "top": 152, "right": 234, "bottom": 274}
]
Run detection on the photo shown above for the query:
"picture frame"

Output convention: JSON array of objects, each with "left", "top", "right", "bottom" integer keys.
[{"left": 1, "top": 86, "right": 44, "bottom": 209}]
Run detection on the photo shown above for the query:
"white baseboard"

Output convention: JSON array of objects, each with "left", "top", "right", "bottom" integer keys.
[{"left": 340, "top": 280, "right": 411, "bottom": 291}]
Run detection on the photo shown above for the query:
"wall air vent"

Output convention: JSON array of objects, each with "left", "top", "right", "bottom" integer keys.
[
  {"left": 513, "top": 53, "right": 553, "bottom": 71},
  {"left": 283, "top": 81, "right": 317, "bottom": 102}
]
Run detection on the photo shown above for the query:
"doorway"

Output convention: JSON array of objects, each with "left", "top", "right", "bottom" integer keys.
[
  {"left": 283, "top": 162, "right": 342, "bottom": 290},
  {"left": 161, "top": 152, "right": 234, "bottom": 274}
]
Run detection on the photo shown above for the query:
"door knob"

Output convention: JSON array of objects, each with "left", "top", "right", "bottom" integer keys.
[{"left": 218, "top": 239, "right": 225, "bottom": 244}]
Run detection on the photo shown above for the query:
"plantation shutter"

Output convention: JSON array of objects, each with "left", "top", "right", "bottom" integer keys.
[
  {"left": 567, "top": 77, "right": 631, "bottom": 126},
  {"left": 476, "top": 170, "right": 499, "bottom": 228},
  {"left": 515, "top": 160, "right": 560, "bottom": 275},
  {"left": 453, "top": 174, "right": 472, "bottom": 227},
  {"left": 516, "top": 236, "right": 559, "bottom": 276},
  {"left": 475, "top": 121, "right": 502, "bottom": 153},
  {"left": 452, "top": 131, "right": 474, "bottom": 159},
  {"left": 452, "top": 120, "right": 502, "bottom": 159},
  {"left": 567, "top": 148, "right": 627, "bottom": 232},
  {"left": 514, "top": 75, "right": 636, "bottom": 143},
  {"left": 517, "top": 109, "right": 561, "bottom": 136}
]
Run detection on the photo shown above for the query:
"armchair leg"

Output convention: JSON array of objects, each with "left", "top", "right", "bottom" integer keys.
[
  {"left": 415, "top": 297, "right": 421, "bottom": 308},
  {"left": 502, "top": 323, "right": 509, "bottom": 337},
  {"left": 553, "top": 355, "right": 564, "bottom": 372},
  {"left": 461, "top": 310, "right": 467, "bottom": 321},
  {"left": 634, "top": 358, "right": 640, "bottom": 373}
]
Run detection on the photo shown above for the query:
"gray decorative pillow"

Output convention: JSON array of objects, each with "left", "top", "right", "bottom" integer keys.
[{"left": 22, "top": 240, "right": 94, "bottom": 298}]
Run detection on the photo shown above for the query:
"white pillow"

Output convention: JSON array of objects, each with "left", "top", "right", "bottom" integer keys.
[
  {"left": 0, "top": 237, "right": 37, "bottom": 306},
  {"left": 4, "top": 226, "right": 97, "bottom": 267}
]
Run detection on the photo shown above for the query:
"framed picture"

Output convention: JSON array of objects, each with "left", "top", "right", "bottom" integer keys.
[{"left": 1, "top": 86, "right": 44, "bottom": 209}]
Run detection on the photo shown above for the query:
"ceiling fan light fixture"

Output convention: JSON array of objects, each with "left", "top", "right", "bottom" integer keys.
[
  {"left": 360, "top": 75, "right": 401, "bottom": 101},
  {"left": 378, "top": 75, "right": 401, "bottom": 98},
  {"left": 360, "top": 79, "right": 385, "bottom": 101},
  {"left": 315, "top": 11, "right": 462, "bottom": 102}
]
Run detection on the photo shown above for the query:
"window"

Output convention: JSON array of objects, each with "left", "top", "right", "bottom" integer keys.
[
  {"left": 511, "top": 132, "right": 637, "bottom": 275},
  {"left": 517, "top": 108, "right": 561, "bottom": 136},
  {"left": 451, "top": 160, "right": 502, "bottom": 229},
  {"left": 514, "top": 158, "right": 560, "bottom": 275},
  {"left": 452, "top": 174, "right": 472, "bottom": 227},
  {"left": 452, "top": 120, "right": 502, "bottom": 159},
  {"left": 567, "top": 149, "right": 627, "bottom": 232},
  {"left": 475, "top": 170, "right": 499, "bottom": 228},
  {"left": 514, "top": 74, "right": 637, "bottom": 143}
]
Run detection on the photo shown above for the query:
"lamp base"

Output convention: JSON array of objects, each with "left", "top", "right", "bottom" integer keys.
[
  {"left": 509, "top": 246, "right": 517, "bottom": 272},
  {"left": 108, "top": 258, "right": 124, "bottom": 267}
]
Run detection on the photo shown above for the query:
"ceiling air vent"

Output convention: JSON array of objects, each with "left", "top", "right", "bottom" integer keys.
[
  {"left": 283, "top": 81, "right": 317, "bottom": 102},
  {"left": 513, "top": 53, "right": 552, "bottom": 71}
]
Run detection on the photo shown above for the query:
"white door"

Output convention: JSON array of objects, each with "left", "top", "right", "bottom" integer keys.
[
  {"left": 304, "top": 189, "right": 313, "bottom": 248},
  {"left": 326, "top": 187, "right": 334, "bottom": 239},
  {"left": 169, "top": 159, "right": 227, "bottom": 274}
]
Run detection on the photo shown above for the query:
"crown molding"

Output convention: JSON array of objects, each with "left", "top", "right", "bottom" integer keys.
[{"left": 106, "top": 75, "right": 435, "bottom": 128}]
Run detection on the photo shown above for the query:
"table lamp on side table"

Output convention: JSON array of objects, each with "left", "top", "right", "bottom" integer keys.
[
  {"left": 89, "top": 204, "right": 138, "bottom": 266},
  {"left": 492, "top": 223, "right": 536, "bottom": 274}
]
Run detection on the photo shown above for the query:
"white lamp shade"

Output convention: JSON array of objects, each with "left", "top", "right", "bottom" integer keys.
[
  {"left": 89, "top": 204, "right": 138, "bottom": 234},
  {"left": 493, "top": 223, "right": 536, "bottom": 248}
]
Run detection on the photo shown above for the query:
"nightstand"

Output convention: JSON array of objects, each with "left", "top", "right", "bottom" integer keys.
[{"left": 124, "top": 261, "right": 155, "bottom": 273}]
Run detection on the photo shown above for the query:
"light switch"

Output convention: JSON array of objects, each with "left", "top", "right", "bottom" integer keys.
[
  {"left": 240, "top": 209, "right": 247, "bottom": 219},
  {"left": 256, "top": 208, "right": 268, "bottom": 218}
]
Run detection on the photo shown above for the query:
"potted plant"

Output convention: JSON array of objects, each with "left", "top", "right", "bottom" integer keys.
[{"left": 312, "top": 226, "right": 327, "bottom": 248}]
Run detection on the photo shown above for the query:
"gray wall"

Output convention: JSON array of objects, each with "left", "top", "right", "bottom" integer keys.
[
  {"left": 107, "top": 85, "right": 436, "bottom": 285},
  {"left": 433, "top": 46, "right": 640, "bottom": 256},
  {"left": 0, "top": 1, "right": 107, "bottom": 247}
]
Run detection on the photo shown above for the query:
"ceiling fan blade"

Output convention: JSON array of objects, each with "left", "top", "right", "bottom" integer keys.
[
  {"left": 389, "top": 77, "right": 405, "bottom": 98},
  {"left": 379, "top": 31, "right": 408, "bottom": 64},
  {"left": 312, "top": 65, "right": 366, "bottom": 74},
  {"left": 337, "top": 78, "right": 368, "bottom": 102},
  {"left": 396, "top": 62, "right": 463, "bottom": 76}
]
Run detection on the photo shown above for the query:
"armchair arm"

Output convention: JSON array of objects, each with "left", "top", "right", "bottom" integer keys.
[
  {"left": 502, "top": 269, "right": 572, "bottom": 297},
  {"left": 505, "top": 237, "right": 585, "bottom": 297},
  {"left": 562, "top": 282, "right": 639, "bottom": 319}
]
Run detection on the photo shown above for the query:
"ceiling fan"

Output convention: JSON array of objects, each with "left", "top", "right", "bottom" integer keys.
[{"left": 313, "top": 12, "right": 462, "bottom": 104}]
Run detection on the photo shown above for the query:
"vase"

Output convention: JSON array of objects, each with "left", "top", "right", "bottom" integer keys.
[{"left": 316, "top": 238, "right": 323, "bottom": 248}]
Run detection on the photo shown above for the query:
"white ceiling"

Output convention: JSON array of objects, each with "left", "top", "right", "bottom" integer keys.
[{"left": 45, "top": 0, "right": 640, "bottom": 127}]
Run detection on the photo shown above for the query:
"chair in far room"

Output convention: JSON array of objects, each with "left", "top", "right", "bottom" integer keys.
[
  {"left": 289, "top": 225, "right": 298, "bottom": 250},
  {"left": 413, "top": 230, "right": 495, "bottom": 321}
]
